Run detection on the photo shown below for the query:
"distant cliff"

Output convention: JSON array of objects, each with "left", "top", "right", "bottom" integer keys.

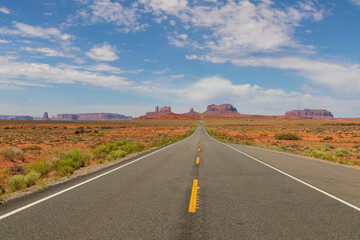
[
  {"left": 204, "top": 104, "right": 239, "bottom": 115},
  {"left": 285, "top": 109, "right": 334, "bottom": 119},
  {"left": 0, "top": 115, "right": 33, "bottom": 120},
  {"left": 146, "top": 106, "right": 173, "bottom": 115},
  {"left": 52, "top": 113, "right": 132, "bottom": 120}
]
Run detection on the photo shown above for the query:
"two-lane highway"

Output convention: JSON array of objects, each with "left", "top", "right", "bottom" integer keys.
[{"left": 0, "top": 124, "right": 359, "bottom": 239}]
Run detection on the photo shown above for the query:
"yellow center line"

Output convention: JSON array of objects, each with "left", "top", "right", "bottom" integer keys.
[
  {"left": 196, "top": 157, "right": 200, "bottom": 164},
  {"left": 198, "top": 148, "right": 200, "bottom": 152},
  {"left": 189, "top": 179, "right": 199, "bottom": 213}
]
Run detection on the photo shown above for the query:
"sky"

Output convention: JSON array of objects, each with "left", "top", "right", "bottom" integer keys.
[{"left": 0, "top": 0, "right": 360, "bottom": 118}]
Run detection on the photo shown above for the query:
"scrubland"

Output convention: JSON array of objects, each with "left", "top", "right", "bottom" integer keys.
[
  {"left": 0, "top": 120, "right": 197, "bottom": 199},
  {"left": 205, "top": 118, "right": 360, "bottom": 167}
]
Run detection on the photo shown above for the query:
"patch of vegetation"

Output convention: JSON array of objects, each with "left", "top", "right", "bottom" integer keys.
[
  {"left": 323, "top": 136, "right": 333, "bottom": 141},
  {"left": 0, "top": 147, "right": 25, "bottom": 162},
  {"left": 22, "top": 146, "right": 42, "bottom": 151},
  {"left": 275, "top": 133, "right": 301, "bottom": 140},
  {"left": 25, "top": 160, "right": 51, "bottom": 178},
  {"left": 334, "top": 149, "right": 351, "bottom": 157},
  {"left": 54, "top": 149, "right": 91, "bottom": 176}
]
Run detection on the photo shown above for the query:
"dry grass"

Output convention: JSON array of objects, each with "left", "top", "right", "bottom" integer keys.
[{"left": 205, "top": 118, "right": 360, "bottom": 166}]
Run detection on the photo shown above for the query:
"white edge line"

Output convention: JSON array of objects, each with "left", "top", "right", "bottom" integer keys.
[
  {"left": 0, "top": 129, "right": 197, "bottom": 221},
  {"left": 203, "top": 125, "right": 360, "bottom": 212}
]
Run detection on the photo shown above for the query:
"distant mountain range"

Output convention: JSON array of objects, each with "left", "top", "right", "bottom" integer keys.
[{"left": 0, "top": 104, "right": 335, "bottom": 120}]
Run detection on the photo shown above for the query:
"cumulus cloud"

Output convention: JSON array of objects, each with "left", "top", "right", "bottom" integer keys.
[
  {"left": 22, "top": 47, "right": 65, "bottom": 57},
  {"left": 173, "top": 76, "right": 358, "bottom": 117},
  {"left": 86, "top": 43, "right": 119, "bottom": 61},
  {"left": 159, "top": 0, "right": 323, "bottom": 55},
  {"left": 140, "top": 0, "right": 188, "bottom": 15},
  {"left": 231, "top": 56, "right": 360, "bottom": 94},
  {"left": 0, "top": 7, "right": 10, "bottom": 14},
  {"left": 0, "top": 56, "right": 131, "bottom": 88},
  {"left": 0, "top": 22, "right": 71, "bottom": 40},
  {"left": 76, "top": 0, "right": 148, "bottom": 32}
]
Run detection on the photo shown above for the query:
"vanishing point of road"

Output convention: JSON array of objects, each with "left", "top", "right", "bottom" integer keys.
[{"left": 0, "top": 124, "right": 359, "bottom": 239}]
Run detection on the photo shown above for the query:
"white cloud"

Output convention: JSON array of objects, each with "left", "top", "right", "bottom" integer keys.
[
  {"left": 140, "top": 0, "right": 188, "bottom": 15},
  {"left": 75, "top": 0, "right": 148, "bottom": 32},
  {"left": 0, "top": 39, "right": 10, "bottom": 43},
  {"left": 0, "top": 7, "right": 10, "bottom": 14},
  {"left": 22, "top": 47, "right": 65, "bottom": 57},
  {"left": 160, "top": 0, "right": 323, "bottom": 55},
  {"left": 169, "top": 74, "right": 185, "bottom": 78},
  {"left": 350, "top": 0, "right": 360, "bottom": 6},
  {"left": 86, "top": 43, "right": 119, "bottom": 61},
  {"left": 153, "top": 68, "right": 170, "bottom": 74},
  {"left": 173, "top": 76, "right": 358, "bottom": 117},
  {"left": 0, "top": 84, "right": 23, "bottom": 90},
  {"left": 44, "top": 12, "right": 53, "bottom": 16},
  {"left": 186, "top": 54, "right": 360, "bottom": 94},
  {"left": 231, "top": 56, "right": 360, "bottom": 94},
  {"left": 0, "top": 56, "right": 131, "bottom": 88},
  {"left": 0, "top": 22, "right": 71, "bottom": 41}
]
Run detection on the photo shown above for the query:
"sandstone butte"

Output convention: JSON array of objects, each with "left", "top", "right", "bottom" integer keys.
[
  {"left": 285, "top": 109, "right": 334, "bottom": 119},
  {"left": 146, "top": 106, "right": 173, "bottom": 116},
  {"left": 51, "top": 113, "right": 132, "bottom": 120},
  {"left": 204, "top": 104, "right": 239, "bottom": 115},
  {"left": 42, "top": 112, "right": 50, "bottom": 120},
  {"left": 188, "top": 108, "right": 198, "bottom": 114}
]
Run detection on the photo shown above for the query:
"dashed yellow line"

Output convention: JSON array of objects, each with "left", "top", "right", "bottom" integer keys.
[
  {"left": 196, "top": 157, "right": 200, "bottom": 164},
  {"left": 189, "top": 179, "right": 199, "bottom": 213},
  {"left": 198, "top": 148, "right": 200, "bottom": 152}
]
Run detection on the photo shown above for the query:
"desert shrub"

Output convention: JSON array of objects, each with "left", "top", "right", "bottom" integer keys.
[
  {"left": 275, "top": 133, "right": 301, "bottom": 140},
  {"left": 323, "top": 136, "right": 333, "bottom": 141},
  {"left": 240, "top": 140, "right": 254, "bottom": 146},
  {"left": 56, "top": 159, "right": 75, "bottom": 176},
  {"left": 25, "top": 160, "right": 51, "bottom": 177},
  {"left": 22, "top": 146, "right": 42, "bottom": 151},
  {"left": 105, "top": 150, "right": 126, "bottom": 161},
  {"left": 54, "top": 149, "right": 90, "bottom": 176},
  {"left": 326, "top": 144, "right": 336, "bottom": 149},
  {"left": 93, "top": 141, "right": 144, "bottom": 160},
  {"left": 2, "top": 168, "right": 10, "bottom": 177},
  {"left": 315, "top": 145, "right": 330, "bottom": 151},
  {"left": 334, "top": 149, "right": 350, "bottom": 157},
  {"left": 307, "top": 151, "right": 325, "bottom": 159},
  {"left": 25, "top": 171, "right": 41, "bottom": 186},
  {"left": 63, "top": 148, "right": 88, "bottom": 169},
  {"left": 353, "top": 144, "right": 360, "bottom": 149},
  {"left": 0, "top": 147, "right": 25, "bottom": 162},
  {"left": 7, "top": 175, "right": 27, "bottom": 191}
]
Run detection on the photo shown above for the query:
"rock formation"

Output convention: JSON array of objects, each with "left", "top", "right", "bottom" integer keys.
[
  {"left": 146, "top": 106, "right": 173, "bottom": 115},
  {"left": 188, "top": 107, "right": 198, "bottom": 114},
  {"left": 159, "top": 106, "right": 172, "bottom": 113},
  {"left": 52, "top": 113, "right": 132, "bottom": 120},
  {"left": 204, "top": 104, "right": 239, "bottom": 115},
  {"left": 0, "top": 115, "right": 33, "bottom": 120},
  {"left": 42, "top": 112, "right": 50, "bottom": 120},
  {"left": 285, "top": 109, "right": 334, "bottom": 119}
]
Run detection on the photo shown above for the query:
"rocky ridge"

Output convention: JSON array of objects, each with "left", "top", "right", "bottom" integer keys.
[
  {"left": 285, "top": 109, "right": 334, "bottom": 119},
  {"left": 204, "top": 104, "right": 239, "bottom": 115},
  {"left": 52, "top": 113, "right": 132, "bottom": 120}
]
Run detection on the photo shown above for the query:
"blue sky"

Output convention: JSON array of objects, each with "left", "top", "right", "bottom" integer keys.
[{"left": 0, "top": 0, "right": 360, "bottom": 117}]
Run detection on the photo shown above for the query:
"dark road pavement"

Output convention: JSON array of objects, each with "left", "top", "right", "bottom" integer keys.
[{"left": 0, "top": 124, "right": 359, "bottom": 239}]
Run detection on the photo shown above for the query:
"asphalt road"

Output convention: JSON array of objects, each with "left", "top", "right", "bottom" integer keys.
[{"left": 0, "top": 124, "right": 359, "bottom": 239}]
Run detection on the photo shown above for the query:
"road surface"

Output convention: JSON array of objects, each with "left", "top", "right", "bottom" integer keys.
[{"left": 0, "top": 124, "right": 359, "bottom": 239}]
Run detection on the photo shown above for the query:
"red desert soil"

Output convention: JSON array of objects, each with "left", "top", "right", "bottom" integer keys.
[{"left": 0, "top": 119, "right": 198, "bottom": 171}]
